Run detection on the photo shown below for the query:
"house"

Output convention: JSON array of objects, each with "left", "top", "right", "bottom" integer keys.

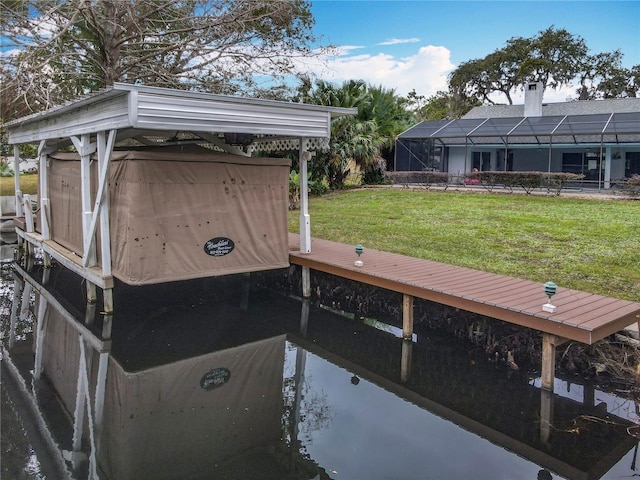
[{"left": 395, "top": 82, "right": 640, "bottom": 189}]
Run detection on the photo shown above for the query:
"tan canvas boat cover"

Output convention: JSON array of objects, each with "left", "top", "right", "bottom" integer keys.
[{"left": 48, "top": 146, "right": 291, "bottom": 284}]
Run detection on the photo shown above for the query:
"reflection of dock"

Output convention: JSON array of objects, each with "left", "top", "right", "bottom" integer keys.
[
  {"left": 289, "top": 324, "right": 636, "bottom": 480},
  {"left": 3, "top": 261, "right": 638, "bottom": 480}
]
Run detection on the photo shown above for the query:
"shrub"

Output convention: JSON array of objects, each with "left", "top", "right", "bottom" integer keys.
[
  {"left": 383, "top": 171, "right": 449, "bottom": 189},
  {"left": 289, "top": 170, "right": 330, "bottom": 209},
  {"left": 309, "top": 179, "right": 329, "bottom": 196},
  {"left": 542, "top": 173, "right": 585, "bottom": 196},
  {"left": 289, "top": 170, "right": 301, "bottom": 210},
  {"left": 515, "top": 172, "right": 543, "bottom": 194},
  {"left": 0, "top": 161, "right": 14, "bottom": 177},
  {"left": 362, "top": 167, "right": 388, "bottom": 185},
  {"left": 618, "top": 174, "right": 640, "bottom": 198}
]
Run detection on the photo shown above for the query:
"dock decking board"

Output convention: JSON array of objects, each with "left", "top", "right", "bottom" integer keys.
[{"left": 289, "top": 234, "right": 640, "bottom": 345}]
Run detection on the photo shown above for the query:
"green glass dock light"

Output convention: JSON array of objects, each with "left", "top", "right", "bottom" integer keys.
[
  {"left": 542, "top": 281, "right": 557, "bottom": 313},
  {"left": 354, "top": 244, "right": 364, "bottom": 267}
]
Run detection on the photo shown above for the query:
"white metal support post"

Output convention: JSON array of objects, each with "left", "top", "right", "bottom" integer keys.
[
  {"left": 13, "top": 145, "right": 23, "bottom": 217},
  {"left": 22, "top": 194, "right": 35, "bottom": 233},
  {"left": 11, "top": 144, "right": 25, "bottom": 258},
  {"left": 299, "top": 138, "right": 311, "bottom": 254},
  {"left": 71, "top": 134, "right": 98, "bottom": 303},
  {"left": 38, "top": 141, "right": 55, "bottom": 267},
  {"left": 85, "top": 130, "right": 115, "bottom": 270},
  {"left": 92, "top": 130, "right": 116, "bottom": 314},
  {"left": 37, "top": 141, "right": 53, "bottom": 240},
  {"left": 22, "top": 194, "right": 35, "bottom": 256}
]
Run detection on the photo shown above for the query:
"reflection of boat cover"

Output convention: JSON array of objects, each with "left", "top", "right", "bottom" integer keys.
[
  {"left": 40, "top": 307, "right": 286, "bottom": 480},
  {"left": 100, "top": 335, "right": 286, "bottom": 480},
  {"left": 47, "top": 146, "right": 291, "bottom": 285}
]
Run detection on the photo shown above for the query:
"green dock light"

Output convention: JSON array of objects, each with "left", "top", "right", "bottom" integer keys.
[
  {"left": 354, "top": 244, "right": 364, "bottom": 267},
  {"left": 542, "top": 281, "right": 557, "bottom": 313}
]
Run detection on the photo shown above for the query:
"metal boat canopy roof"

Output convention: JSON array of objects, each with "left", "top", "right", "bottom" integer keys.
[{"left": 6, "top": 82, "right": 356, "bottom": 147}]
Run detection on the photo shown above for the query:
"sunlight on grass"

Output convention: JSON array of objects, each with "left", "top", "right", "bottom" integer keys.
[
  {"left": 289, "top": 189, "right": 640, "bottom": 301},
  {"left": 0, "top": 175, "right": 38, "bottom": 196}
]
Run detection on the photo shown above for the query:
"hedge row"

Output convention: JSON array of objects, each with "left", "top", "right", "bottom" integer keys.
[
  {"left": 463, "top": 171, "right": 586, "bottom": 195},
  {"left": 384, "top": 171, "right": 588, "bottom": 195},
  {"left": 383, "top": 171, "right": 450, "bottom": 190}
]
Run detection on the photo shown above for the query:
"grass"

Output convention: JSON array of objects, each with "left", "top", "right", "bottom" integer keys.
[
  {"left": 0, "top": 174, "right": 39, "bottom": 196},
  {"left": 289, "top": 189, "right": 640, "bottom": 302}
]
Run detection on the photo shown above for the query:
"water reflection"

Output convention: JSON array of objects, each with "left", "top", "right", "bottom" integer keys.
[{"left": 2, "top": 260, "right": 639, "bottom": 480}]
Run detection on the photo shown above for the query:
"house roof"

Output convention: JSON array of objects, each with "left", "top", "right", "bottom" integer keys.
[
  {"left": 464, "top": 97, "right": 640, "bottom": 119},
  {"left": 6, "top": 83, "right": 357, "bottom": 146},
  {"left": 398, "top": 98, "right": 640, "bottom": 146}
]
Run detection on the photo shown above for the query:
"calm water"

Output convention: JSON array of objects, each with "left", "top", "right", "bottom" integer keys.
[{"left": 2, "top": 259, "right": 640, "bottom": 480}]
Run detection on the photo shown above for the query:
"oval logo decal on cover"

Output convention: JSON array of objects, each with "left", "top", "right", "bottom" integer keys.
[
  {"left": 200, "top": 368, "right": 231, "bottom": 390},
  {"left": 204, "top": 237, "right": 235, "bottom": 257}
]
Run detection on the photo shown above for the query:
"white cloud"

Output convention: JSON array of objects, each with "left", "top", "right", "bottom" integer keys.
[
  {"left": 377, "top": 38, "right": 420, "bottom": 46},
  {"left": 335, "top": 45, "right": 366, "bottom": 54},
  {"left": 299, "top": 44, "right": 455, "bottom": 98},
  {"left": 291, "top": 43, "right": 581, "bottom": 104}
]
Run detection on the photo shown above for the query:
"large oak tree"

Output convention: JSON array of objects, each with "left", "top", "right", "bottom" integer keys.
[
  {"left": 1, "top": 0, "right": 324, "bottom": 120},
  {"left": 448, "top": 26, "right": 639, "bottom": 105}
]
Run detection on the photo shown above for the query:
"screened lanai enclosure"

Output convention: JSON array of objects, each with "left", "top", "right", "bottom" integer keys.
[{"left": 396, "top": 109, "right": 640, "bottom": 190}]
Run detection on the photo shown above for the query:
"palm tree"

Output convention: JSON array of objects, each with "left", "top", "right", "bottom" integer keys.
[
  {"left": 301, "top": 79, "right": 413, "bottom": 188},
  {"left": 363, "top": 85, "right": 416, "bottom": 176}
]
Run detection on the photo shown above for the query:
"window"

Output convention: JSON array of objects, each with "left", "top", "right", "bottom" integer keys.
[
  {"left": 626, "top": 152, "right": 640, "bottom": 177},
  {"left": 496, "top": 150, "right": 513, "bottom": 171},
  {"left": 563, "top": 152, "right": 602, "bottom": 181},
  {"left": 472, "top": 152, "right": 490, "bottom": 171},
  {"left": 562, "top": 153, "right": 583, "bottom": 174}
]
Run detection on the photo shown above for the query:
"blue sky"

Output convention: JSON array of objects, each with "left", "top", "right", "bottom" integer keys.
[{"left": 305, "top": 1, "right": 640, "bottom": 102}]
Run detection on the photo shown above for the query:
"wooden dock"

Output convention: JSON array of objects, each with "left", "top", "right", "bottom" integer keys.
[{"left": 289, "top": 233, "right": 640, "bottom": 391}]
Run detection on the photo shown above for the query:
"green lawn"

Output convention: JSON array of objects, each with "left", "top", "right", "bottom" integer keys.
[
  {"left": 0, "top": 174, "right": 38, "bottom": 196},
  {"left": 289, "top": 189, "right": 640, "bottom": 302}
]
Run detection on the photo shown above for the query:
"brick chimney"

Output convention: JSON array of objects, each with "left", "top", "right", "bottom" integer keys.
[{"left": 524, "top": 81, "right": 543, "bottom": 117}]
